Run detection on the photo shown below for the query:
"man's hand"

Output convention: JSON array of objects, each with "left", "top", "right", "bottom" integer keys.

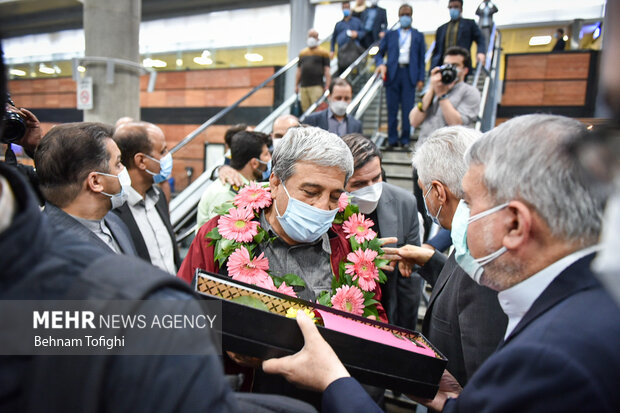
[
  {"left": 376, "top": 64, "right": 387, "bottom": 81},
  {"left": 381, "top": 244, "right": 435, "bottom": 277},
  {"left": 378, "top": 237, "right": 398, "bottom": 271},
  {"left": 430, "top": 67, "right": 453, "bottom": 98},
  {"left": 416, "top": 80, "right": 424, "bottom": 91},
  {"left": 408, "top": 369, "right": 462, "bottom": 412},
  {"left": 349, "top": 30, "right": 358, "bottom": 39},
  {"left": 295, "top": 84, "right": 300, "bottom": 94},
  {"left": 330, "top": 51, "right": 335, "bottom": 60},
  {"left": 218, "top": 165, "right": 244, "bottom": 187},
  {"left": 477, "top": 53, "right": 486, "bottom": 65},
  {"left": 262, "top": 311, "right": 350, "bottom": 392},
  {"left": 7, "top": 105, "right": 42, "bottom": 158}
]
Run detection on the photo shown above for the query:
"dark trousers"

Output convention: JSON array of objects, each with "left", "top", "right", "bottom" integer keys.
[{"left": 386, "top": 65, "right": 416, "bottom": 145}]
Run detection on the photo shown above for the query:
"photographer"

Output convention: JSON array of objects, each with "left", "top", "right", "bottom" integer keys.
[
  {"left": 2, "top": 95, "right": 44, "bottom": 202},
  {"left": 409, "top": 46, "right": 480, "bottom": 147}
]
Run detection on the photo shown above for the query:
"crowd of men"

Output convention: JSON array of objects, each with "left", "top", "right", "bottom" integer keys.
[{"left": 1, "top": 0, "right": 619, "bottom": 412}]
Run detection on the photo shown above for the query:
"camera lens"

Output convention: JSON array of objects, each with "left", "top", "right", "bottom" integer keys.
[
  {"left": 440, "top": 64, "right": 458, "bottom": 85},
  {"left": 1, "top": 111, "right": 26, "bottom": 144}
]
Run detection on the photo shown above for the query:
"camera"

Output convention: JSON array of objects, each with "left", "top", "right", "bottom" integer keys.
[
  {"left": 1, "top": 94, "right": 26, "bottom": 144},
  {"left": 438, "top": 63, "right": 458, "bottom": 84}
]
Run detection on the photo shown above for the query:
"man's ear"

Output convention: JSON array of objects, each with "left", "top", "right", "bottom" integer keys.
[
  {"left": 432, "top": 180, "right": 447, "bottom": 204},
  {"left": 502, "top": 200, "right": 532, "bottom": 250},
  {"left": 86, "top": 171, "right": 105, "bottom": 193},
  {"left": 134, "top": 153, "right": 146, "bottom": 170},
  {"left": 269, "top": 174, "right": 281, "bottom": 199}
]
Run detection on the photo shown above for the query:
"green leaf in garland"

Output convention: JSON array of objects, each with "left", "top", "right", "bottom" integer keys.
[
  {"left": 231, "top": 295, "right": 270, "bottom": 312},
  {"left": 271, "top": 275, "right": 284, "bottom": 288},
  {"left": 363, "top": 298, "right": 379, "bottom": 307},
  {"left": 333, "top": 215, "right": 344, "bottom": 225},
  {"left": 213, "top": 201, "right": 235, "bottom": 216},
  {"left": 378, "top": 269, "right": 387, "bottom": 283},
  {"left": 253, "top": 228, "right": 266, "bottom": 244},
  {"left": 220, "top": 238, "right": 237, "bottom": 255},
  {"left": 363, "top": 304, "right": 379, "bottom": 319},
  {"left": 282, "top": 273, "right": 307, "bottom": 287},
  {"left": 317, "top": 290, "right": 333, "bottom": 307},
  {"left": 367, "top": 237, "right": 383, "bottom": 252},
  {"left": 206, "top": 226, "right": 221, "bottom": 241},
  {"left": 349, "top": 236, "right": 361, "bottom": 251},
  {"left": 374, "top": 258, "right": 390, "bottom": 268}
]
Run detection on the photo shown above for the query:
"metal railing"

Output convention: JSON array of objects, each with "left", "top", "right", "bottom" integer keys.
[
  {"left": 475, "top": 26, "right": 502, "bottom": 132},
  {"left": 471, "top": 22, "right": 496, "bottom": 90}
]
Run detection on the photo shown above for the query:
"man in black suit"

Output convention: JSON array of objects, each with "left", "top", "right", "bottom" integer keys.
[
  {"left": 263, "top": 114, "right": 620, "bottom": 413},
  {"left": 384, "top": 125, "right": 506, "bottom": 386},
  {"left": 342, "top": 133, "right": 423, "bottom": 331},
  {"left": 112, "top": 122, "right": 180, "bottom": 273},
  {"left": 303, "top": 78, "right": 362, "bottom": 137},
  {"left": 34, "top": 122, "right": 137, "bottom": 255},
  {"left": 430, "top": 0, "right": 486, "bottom": 72}
]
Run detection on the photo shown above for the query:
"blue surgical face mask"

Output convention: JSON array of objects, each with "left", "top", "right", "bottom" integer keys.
[
  {"left": 97, "top": 167, "right": 131, "bottom": 209},
  {"left": 399, "top": 15, "right": 412, "bottom": 28},
  {"left": 144, "top": 152, "right": 173, "bottom": 184},
  {"left": 275, "top": 182, "right": 339, "bottom": 243},
  {"left": 451, "top": 200, "right": 509, "bottom": 284},
  {"left": 449, "top": 7, "right": 461, "bottom": 20},
  {"left": 257, "top": 159, "right": 272, "bottom": 181},
  {"left": 343, "top": 9, "right": 351, "bottom": 17},
  {"left": 423, "top": 185, "right": 442, "bottom": 226}
]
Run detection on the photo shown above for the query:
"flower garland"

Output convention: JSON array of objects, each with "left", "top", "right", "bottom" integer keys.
[{"left": 205, "top": 182, "right": 390, "bottom": 318}]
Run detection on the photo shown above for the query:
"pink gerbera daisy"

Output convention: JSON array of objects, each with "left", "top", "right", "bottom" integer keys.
[
  {"left": 273, "top": 282, "right": 297, "bottom": 297},
  {"left": 234, "top": 182, "right": 272, "bottom": 211},
  {"left": 331, "top": 285, "right": 365, "bottom": 316},
  {"left": 227, "top": 247, "right": 271, "bottom": 286},
  {"left": 342, "top": 213, "right": 377, "bottom": 243},
  {"left": 338, "top": 192, "right": 349, "bottom": 212},
  {"left": 345, "top": 248, "right": 379, "bottom": 291},
  {"left": 217, "top": 206, "right": 259, "bottom": 242}
]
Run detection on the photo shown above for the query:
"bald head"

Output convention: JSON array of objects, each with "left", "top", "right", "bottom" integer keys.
[
  {"left": 113, "top": 121, "right": 166, "bottom": 169},
  {"left": 273, "top": 115, "right": 300, "bottom": 140},
  {"left": 307, "top": 29, "right": 319, "bottom": 39},
  {"left": 115, "top": 116, "right": 135, "bottom": 130}
]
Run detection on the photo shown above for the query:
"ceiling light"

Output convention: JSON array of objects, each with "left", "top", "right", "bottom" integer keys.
[
  {"left": 201, "top": 50, "right": 211, "bottom": 58},
  {"left": 176, "top": 58, "right": 183, "bottom": 66},
  {"left": 39, "top": 63, "right": 55, "bottom": 74},
  {"left": 529, "top": 36, "right": 552, "bottom": 46},
  {"left": 54, "top": 64, "right": 61, "bottom": 74},
  {"left": 143, "top": 58, "right": 167, "bottom": 68},
  {"left": 368, "top": 46, "right": 379, "bottom": 56},
  {"left": 77, "top": 65, "right": 86, "bottom": 73},
  {"left": 193, "top": 56, "right": 213, "bottom": 65},
  {"left": 244, "top": 53, "right": 264, "bottom": 63},
  {"left": 9, "top": 68, "right": 26, "bottom": 76}
]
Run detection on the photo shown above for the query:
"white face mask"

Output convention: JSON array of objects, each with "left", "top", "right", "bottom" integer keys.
[
  {"left": 369, "top": 0, "right": 379, "bottom": 6},
  {"left": 329, "top": 100, "right": 349, "bottom": 117},
  {"left": 97, "top": 167, "right": 132, "bottom": 209},
  {"left": 350, "top": 182, "right": 383, "bottom": 214},
  {"left": 307, "top": 37, "right": 319, "bottom": 48}
]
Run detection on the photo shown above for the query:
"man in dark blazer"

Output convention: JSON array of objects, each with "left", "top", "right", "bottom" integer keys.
[
  {"left": 303, "top": 78, "right": 362, "bottom": 137},
  {"left": 112, "top": 122, "right": 180, "bottom": 273},
  {"left": 262, "top": 115, "right": 620, "bottom": 413},
  {"left": 360, "top": 0, "right": 388, "bottom": 48},
  {"left": 342, "top": 133, "right": 422, "bottom": 330},
  {"left": 375, "top": 3, "right": 425, "bottom": 148},
  {"left": 35, "top": 122, "right": 137, "bottom": 256},
  {"left": 430, "top": 0, "right": 486, "bottom": 72},
  {"left": 384, "top": 125, "right": 506, "bottom": 385}
]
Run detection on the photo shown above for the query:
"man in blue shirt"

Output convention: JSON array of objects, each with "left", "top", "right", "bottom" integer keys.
[{"left": 330, "top": 1, "right": 364, "bottom": 75}]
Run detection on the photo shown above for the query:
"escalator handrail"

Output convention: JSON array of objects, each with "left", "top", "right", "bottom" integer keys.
[
  {"left": 471, "top": 22, "right": 497, "bottom": 88},
  {"left": 475, "top": 28, "right": 501, "bottom": 132}
]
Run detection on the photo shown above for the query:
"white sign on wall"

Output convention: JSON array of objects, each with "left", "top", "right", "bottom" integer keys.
[{"left": 77, "top": 77, "right": 93, "bottom": 110}]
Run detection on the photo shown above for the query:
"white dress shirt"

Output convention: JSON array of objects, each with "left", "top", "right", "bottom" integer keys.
[
  {"left": 126, "top": 186, "right": 176, "bottom": 274},
  {"left": 498, "top": 245, "right": 600, "bottom": 339},
  {"left": 398, "top": 28, "right": 412, "bottom": 64}
]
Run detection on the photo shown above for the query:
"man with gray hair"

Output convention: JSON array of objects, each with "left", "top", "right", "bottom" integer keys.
[
  {"left": 178, "top": 126, "right": 386, "bottom": 320},
  {"left": 383, "top": 125, "right": 506, "bottom": 386},
  {"left": 262, "top": 115, "right": 620, "bottom": 413}
]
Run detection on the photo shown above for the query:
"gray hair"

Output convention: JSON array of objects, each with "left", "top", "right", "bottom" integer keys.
[
  {"left": 466, "top": 114, "right": 605, "bottom": 245},
  {"left": 272, "top": 126, "right": 354, "bottom": 184},
  {"left": 412, "top": 126, "right": 481, "bottom": 198}
]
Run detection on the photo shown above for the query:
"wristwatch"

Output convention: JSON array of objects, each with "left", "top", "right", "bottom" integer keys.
[{"left": 438, "top": 93, "right": 449, "bottom": 101}]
